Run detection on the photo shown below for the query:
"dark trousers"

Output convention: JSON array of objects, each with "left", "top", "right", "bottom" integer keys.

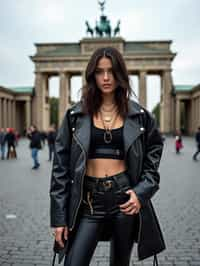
[
  {"left": 7, "top": 144, "right": 17, "bottom": 159},
  {"left": 64, "top": 172, "right": 136, "bottom": 266},
  {"left": 193, "top": 144, "right": 200, "bottom": 160}
]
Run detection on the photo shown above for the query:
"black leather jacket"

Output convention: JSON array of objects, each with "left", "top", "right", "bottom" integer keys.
[{"left": 50, "top": 100, "right": 166, "bottom": 260}]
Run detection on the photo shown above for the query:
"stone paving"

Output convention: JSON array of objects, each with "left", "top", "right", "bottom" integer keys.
[{"left": 0, "top": 137, "right": 200, "bottom": 266}]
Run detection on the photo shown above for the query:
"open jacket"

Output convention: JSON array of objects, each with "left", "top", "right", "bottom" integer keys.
[{"left": 50, "top": 100, "right": 166, "bottom": 260}]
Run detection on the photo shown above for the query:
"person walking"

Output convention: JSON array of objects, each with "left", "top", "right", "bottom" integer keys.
[
  {"left": 193, "top": 127, "right": 200, "bottom": 161},
  {"left": 0, "top": 128, "right": 7, "bottom": 160},
  {"left": 175, "top": 130, "right": 183, "bottom": 154},
  {"left": 6, "top": 128, "right": 17, "bottom": 159},
  {"left": 50, "top": 47, "right": 165, "bottom": 266},
  {"left": 27, "top": 125, "right": 42, "bottom": 169},
  {"left": 47, "top": 125, "right": 57, "bottom": 161}
]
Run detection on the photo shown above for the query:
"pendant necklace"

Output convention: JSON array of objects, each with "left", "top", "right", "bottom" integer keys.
[{"left": 99, "top": 110, "right": 118, "bottom": 144}]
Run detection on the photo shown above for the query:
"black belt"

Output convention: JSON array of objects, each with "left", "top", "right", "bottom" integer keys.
[
  {"left": 94, "top": 148, "right": 123, "bottom": 156},
  {"left": 84, "top": 171, "right": 131, "bottom": 191}
]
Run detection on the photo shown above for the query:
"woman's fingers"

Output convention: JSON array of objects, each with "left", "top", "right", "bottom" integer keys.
[
  {"left": 54, "top": 227, "right": 65, "bottom": 248},
  {"left": 120, "top": 203, "right": 137, "bottom": 214},
  {"left": 119, "top": 200, "right": 130, "bottom": 209},
  {"left": 64, "top": 226, "right": 68, "bottom": 240}
]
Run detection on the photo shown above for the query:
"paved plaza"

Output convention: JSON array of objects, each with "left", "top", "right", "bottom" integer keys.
[{"left": 0, "top": 137, "right": 200, "bottom": 266}]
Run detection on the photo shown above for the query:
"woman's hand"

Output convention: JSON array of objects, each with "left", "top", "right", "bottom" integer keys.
[
  {"left": 119, "top": 189, "right": 141, "bottom": 215},
  {"left": 53, "top": 226, "right": 68, "bottom": 248}
]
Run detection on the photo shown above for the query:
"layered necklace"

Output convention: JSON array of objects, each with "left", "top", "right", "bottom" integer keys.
[{"left": 99, "top": 104, "right": 118, "bottom": 144}]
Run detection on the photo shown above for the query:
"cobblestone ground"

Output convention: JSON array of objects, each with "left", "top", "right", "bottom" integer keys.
[{"left": 0, "top": 137, "right": 200, "bottom": 266}]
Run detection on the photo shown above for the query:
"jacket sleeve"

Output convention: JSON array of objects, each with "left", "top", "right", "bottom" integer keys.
[
  {"left": 49, "top": 110, "right": 71, "bottom": 227},
  {"left": 133, "top": 113, "right": 164, "bottom": 207}
]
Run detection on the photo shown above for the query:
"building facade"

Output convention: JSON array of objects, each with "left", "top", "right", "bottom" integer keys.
[
  {"left": 174, "top": 84, "right": 200, "bottom": 135},
  {"left": 0, "top": 86, "right": 33, "bottom": 134}
]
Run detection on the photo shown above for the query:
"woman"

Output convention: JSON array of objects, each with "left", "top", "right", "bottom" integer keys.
[{"left": 50, "top": 47, "right": 165, "bottom": 266}]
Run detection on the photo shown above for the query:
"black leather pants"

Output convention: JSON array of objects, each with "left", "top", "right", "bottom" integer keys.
[{"left": 64, "top": 171, "right": 136, "bottom": 266}]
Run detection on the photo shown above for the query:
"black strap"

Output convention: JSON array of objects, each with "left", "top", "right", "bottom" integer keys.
[
  {"left": 153, "top": 255, "right": 159, "bottom": 266},
  {"left": 52, "top": 252, "right": 56, "bottom": 266}
]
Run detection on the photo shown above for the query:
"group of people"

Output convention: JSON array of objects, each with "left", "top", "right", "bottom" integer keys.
[
  {"left": 174, "top": 127, "right": 200, "bottom": 161},
  {"left": 0, "top": 125, "right": 57, "bottom": 169},
  {"left": 0, "top": 127, "right": 19, "bottom": 160}
]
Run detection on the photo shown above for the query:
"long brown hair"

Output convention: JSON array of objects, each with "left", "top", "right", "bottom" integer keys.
[{"left": 81, "top": 47, "right": 133, "bottom": 117}]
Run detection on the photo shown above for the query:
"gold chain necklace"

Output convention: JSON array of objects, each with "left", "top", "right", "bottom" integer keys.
[{"left": 100, "top": 106, "right": 117, "bottom": 123}]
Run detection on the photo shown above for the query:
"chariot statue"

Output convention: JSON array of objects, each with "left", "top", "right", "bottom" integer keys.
[{"left": 85, "top": 0, "right": 120, "bottom": 38}]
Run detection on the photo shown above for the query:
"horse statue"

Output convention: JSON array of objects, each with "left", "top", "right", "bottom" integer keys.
[
  {"left": 114, "top": 20, "right": 120, "bottom": 36},
  {"left": 85, "top": 21, "right": 94, "bottom": 37}
]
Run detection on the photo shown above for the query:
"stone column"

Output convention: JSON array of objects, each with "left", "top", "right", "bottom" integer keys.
[
  {"left": 33, "top": 72, "right": 47, "bottom": 130},
  {"left": 25, "top": 99, "right": 31, "bottom": 129},
  {"left": 12, "top": 100, "right": 16, "bottom": 129},
  {"left": 193, "top": 98, "right": 196, "bottom": 133},
  {"left": 160, "top": 70, "right": 173, "bottom": 133},
  {"left": 82, "top": 71, "right": 86, "bottom": 86},
  {"left": 0, "top": 98, "right": 2, "bottom": 128},
  {"left": 8, "top": 100, "right": 12, "bottom": 127},
  {"left": 139, "top": 71, "right": 147, "bottom": 107},
  {"left": 190, "top": 98, "right": 195, "bottom": 134},
  {"left": 194, "top": 98, "right": 198, "bottom": 130},
  {"left": 3, "top": 98, "right": 7, "bottom": 128},
  {"left": 175, "top": 98, "right": 181, "bottom": 132},
  {"left": 59, "top": 72, "right": 70, "bottom": 125},
  {"left": 198, "top": 96, "right": 200, "bottom": 127}
]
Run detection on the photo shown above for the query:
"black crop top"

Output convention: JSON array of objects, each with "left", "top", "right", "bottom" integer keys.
[{"left": 88, "top": 121, "right": 125, "bottom": 160}]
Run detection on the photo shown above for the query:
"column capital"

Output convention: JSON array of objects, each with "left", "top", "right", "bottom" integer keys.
[
  {"left": 59, "top": 71, "right": 71, "bottom": 77},
  {"left": 162, "top": 69, "right": 172, "bottom": 75},
  {"left": 139, "top": 70, "right": 147, "bottom": 75}
]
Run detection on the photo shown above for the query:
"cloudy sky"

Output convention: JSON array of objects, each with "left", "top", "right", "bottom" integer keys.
[{"left": 0, "top": 0, "right": 199, "bottom": 111}]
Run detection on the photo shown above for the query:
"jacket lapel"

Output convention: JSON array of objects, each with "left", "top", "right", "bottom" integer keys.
[
  {"left": 74, "top": 114, "right": 91, "bottom": 157},
  {"left": 123, "top": 116, "right": 143, "bottom": 157}
]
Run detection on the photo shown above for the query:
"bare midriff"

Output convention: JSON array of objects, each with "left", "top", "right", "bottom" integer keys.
[
  {"left": 86, "top": 159, "right": 127, "bottom": 178},
  {"left": 86, "top": 113, "right": 126, "bottom": 178}
]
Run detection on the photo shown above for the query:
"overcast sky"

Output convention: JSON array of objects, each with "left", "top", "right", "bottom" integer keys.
[{"left": 0, "top": 0, "right": 199, "bottom": 111}]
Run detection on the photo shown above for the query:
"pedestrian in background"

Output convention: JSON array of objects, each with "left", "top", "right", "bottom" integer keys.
[
  {"left": 175, "top": 130, "right": 183, "bottom": 154},
  {"left": 0, "top": 128, "right": 7, "bottom": 160},
  {"left": 6, "top": 128, "right": 17, "bottom": 159},
  {"left": 193, "top": 127, "right": 200, "bottom": 161},
  {"left": 27, "top": 125, "right": 42, "bottom": 169},
  {"left": 47, "top": 125, "right": 56, "bottom": 161},
  {"left": 50, "top": 47, "right": 165, "bottom": 266}
]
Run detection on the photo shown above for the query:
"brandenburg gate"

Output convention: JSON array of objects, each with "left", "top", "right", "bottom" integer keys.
[
  {"left": 30, "top": 1, "right": 176, "bottom": 133},
  {"left": 31, "top": 37, "right": 176, "bottom": 133}
]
